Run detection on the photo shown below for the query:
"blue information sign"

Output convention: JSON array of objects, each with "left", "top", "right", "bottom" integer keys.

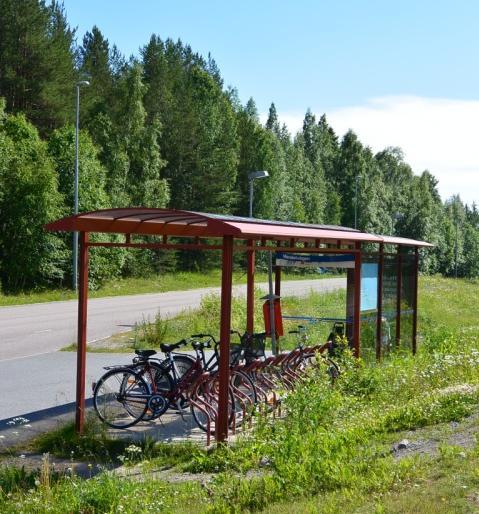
[
  {"left": 361, "top": 263, "right": 378, "bottom": 311},
  {"left": 276, "top": 253, "right": 355, "bottom": 268}
]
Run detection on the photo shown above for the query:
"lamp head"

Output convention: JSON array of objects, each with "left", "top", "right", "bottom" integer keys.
[
  {"left": 248, "top": 170, "right": 269, "bottom": 180},
  {"left": 77, "top": 80, "right": 90, "bottom": 87}
]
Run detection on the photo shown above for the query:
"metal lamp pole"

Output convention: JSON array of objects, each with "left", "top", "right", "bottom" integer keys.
[
  {"left": 354, "top": 175, "right": 360, "bottom": 229},
  {"left": 73, "top": 80, "right": 90, "bottom": 291},
  {"left": 248, "top": 170, "right": 269, "bottom": 218},
  {"left": 391, "top": 212, "right": 403, "bottom": 236}
]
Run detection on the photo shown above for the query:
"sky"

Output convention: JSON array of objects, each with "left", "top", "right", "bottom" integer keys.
[{"left": 61, "top": 0, "right": 479, "bottom": 205}]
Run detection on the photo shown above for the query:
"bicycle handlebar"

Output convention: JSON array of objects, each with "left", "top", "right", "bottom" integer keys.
[
  {"left": 191, "top": 334, "right": 217, "bottom": 343},
  {"left": 192, "top": 340, "right": 212, "bottom": 350}
]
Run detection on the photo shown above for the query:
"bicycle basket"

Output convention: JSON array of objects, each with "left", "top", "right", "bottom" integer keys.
[{"left": 241, "top": 332, "right": 266, "bottom": 360}]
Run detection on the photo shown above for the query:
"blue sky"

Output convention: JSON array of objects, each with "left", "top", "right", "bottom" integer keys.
[{"left": 62, "top": 0, "right": 479, "bottom": 204}]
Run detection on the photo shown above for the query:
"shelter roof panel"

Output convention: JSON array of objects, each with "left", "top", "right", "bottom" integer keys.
[
  {"left": 379, "top": 235, "right": 434, "bottom": 248},
  {"left": 45, "top": 208, "right": 432, "bottom": 248},
  {"left": 222, "top": 221, "right": 382, "bottom": 243}
]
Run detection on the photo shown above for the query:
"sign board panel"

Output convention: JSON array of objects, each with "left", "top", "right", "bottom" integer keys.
[
  {"left": 276, "top": 253, "right": 355, "bottom": 269},
  {"left": 361, "top": 262, "right": 378, "bottom": 311}
]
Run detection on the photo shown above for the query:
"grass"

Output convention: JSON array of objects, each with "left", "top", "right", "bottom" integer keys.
[
  {"left": 74, "top": 274, "right": 477, "bottom": 355},
  {"left": 0, "top": 269, "right": 338, "bottom": 307},
  {"left": 69, "top": 286, "right": 346, "bottom": 353},
  {"left": 3, "top": 275, "right": 479, "bottom": 513},
  {"left": 419, "top": 275, "right": 479, "bottom": 332}
]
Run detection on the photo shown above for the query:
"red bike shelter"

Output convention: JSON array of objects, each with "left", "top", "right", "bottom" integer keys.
[{"left": 46, "top": 208, "right": 432, "bottom": 443}]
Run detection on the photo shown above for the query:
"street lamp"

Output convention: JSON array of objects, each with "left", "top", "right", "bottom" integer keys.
[
  {"left": 73, "top": 80, "right": 90, "bottom": 291},
  {"left": 248, "top": 170, "right": 269, "bottom": 218},
  {"left": 391, "top": 212, "right": 403, "bottom": 236},
  {"left": 354, "top": 175, "right": 360, "bottom": 229}
]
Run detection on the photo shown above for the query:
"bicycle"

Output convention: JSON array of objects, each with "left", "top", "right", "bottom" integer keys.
[
  {"left": 288, "top": 325, "right": 341, "bottom": 383},
  {"left": 93, "top": 337, "right": 237, "bottom": 438}
]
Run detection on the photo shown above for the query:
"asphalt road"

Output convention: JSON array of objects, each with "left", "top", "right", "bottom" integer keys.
[
  {"left": 0, "top": 278, "right": 346, "bottom": 361},
  {"left": 0, "top": 278, "right": 345, "bottom": 424}
]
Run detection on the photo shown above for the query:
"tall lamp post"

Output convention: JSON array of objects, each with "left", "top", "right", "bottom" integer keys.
[
  {"left": 248, "top": 170, "right": 269, "bottom": 218},
  {"left": 354, "top": 175, "right": 360, "bottom": 229},
  {"left": 391, "top": 212, "right": 403, "bottom": 236},
  {"left": 73, "top": 80, "right": 90, "bottom": 291}
]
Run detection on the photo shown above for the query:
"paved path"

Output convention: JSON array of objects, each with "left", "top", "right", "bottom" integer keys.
[{"left": 0, "top": 278, "right": 345, "bottom": 361}]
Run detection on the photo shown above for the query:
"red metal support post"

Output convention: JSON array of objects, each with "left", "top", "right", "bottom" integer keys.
[
  {"left": 274, "top": 265, "right": 281, "bottom": 297},
  {"left": 376, "top": 243, "right": 384, "bottom": 361},
  {"left": 75, "top": 232, "right": 89, "bottom": 434},
  {"left": 353, "top": 242, "right": 362, "bottom": 358},
  {"left": 412, "top": 246, "right": 419, "bottom": 355},
  {"left": 396, "top": 247, "right": 402, "bottom": 348},
  {"left": 217, "top": 235, "right": 234, "bottom": 443},
  {"left": 246, "top": 240, "right": 255, "bottom": 334}
]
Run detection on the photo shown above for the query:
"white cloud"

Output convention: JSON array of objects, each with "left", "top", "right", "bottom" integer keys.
[{"left": 263, "top": 96, "right": 479, "bottom": 205}]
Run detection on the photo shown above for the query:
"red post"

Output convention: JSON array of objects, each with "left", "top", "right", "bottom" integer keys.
[
  {"left": 246, "top": 240, "right": 255, "bottom": 334},
  {"left": 376, "top": 243, "right": 384, "bottom": 361},
  {"left": 274, "top": 265, "right": 281, "bottom": 297},
  {"left": 75, "top": 232, "right": 89, "bottom": 434},
  {"left": 217, "top": 235, "right": 234, "bottom": 443},
  {"left": 412, "top": 247, "right": 419, "bottom": 355},
  {"left": 353, "top": 242, "right": 362, "bottom": 358},
  {"left": 396, "top": 248, "right": 402, "bottom": 348}
]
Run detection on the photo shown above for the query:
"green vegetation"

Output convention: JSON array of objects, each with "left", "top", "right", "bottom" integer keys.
[
  {"left": 419, "top": 275, "right": 479, "bottom": 332},
  {"left": 1, "top": 1, "right": 478, "bottom": 295},
  {"left": 2, "top": 276, "right": 479, "bottom": 513},
  {"left": 79, "top": 284, "right": 345, "bottom": 353},
  {"left": 76, "top": 274, "right": 477, "bottom": 355}
]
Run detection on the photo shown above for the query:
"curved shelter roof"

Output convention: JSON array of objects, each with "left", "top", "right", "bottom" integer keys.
[{"left": 45, "top": 208, "right": 433, "bottom": 247}]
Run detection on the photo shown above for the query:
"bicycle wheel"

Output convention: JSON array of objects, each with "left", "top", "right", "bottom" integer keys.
[
  {"left": 172, "top": 354, "right": 195, "bottom": 379},
  {"left": 93, "top": 368, "right": 149, "bottom": 429},
  {"left": 131, "top": 362, "right": 173, "bottom": 420},
  {"left": 190, "top": 376, "right": 235, "bottom": 433},
  {"left": 230, "top": 369, "right": 257, "bottom": 423}
]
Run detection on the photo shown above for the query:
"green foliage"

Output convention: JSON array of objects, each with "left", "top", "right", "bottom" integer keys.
[
  {"left": 0, "top": 106, "right": 65, "bottom": 292},
  {"left": 0, "top": 0, "right": 76, "bottom": 132},
  {"left": 48, "top": 126, "right": 109, "bottom": 212},
  {"left": 4, "top": 277, "right": 479, "bottom": 512},
  {"left": 34, "top": 418, "right": 134, "bottom": 463},
  {"left": 1, "top": 5, "right": 479, "bottom": 290},
  {"left": 134, "top": 311, "right": 169, "bottom": 348},
  {"left": 0, "top": 466, "right": 37, "bottom": 495}
]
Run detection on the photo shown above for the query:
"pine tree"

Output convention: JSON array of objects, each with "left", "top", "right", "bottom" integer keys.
[
  {"left": 316, "top": 114, "right": 339, "bottom": 186},
  {"left": 265, "top": 102, "right": 281, "bottom": 135},
  {"left": 79, "top": 26, "right": 115, "bottom": 121},
  {"left": 0, "top": 0, "right": 76, "bottom": 132}
]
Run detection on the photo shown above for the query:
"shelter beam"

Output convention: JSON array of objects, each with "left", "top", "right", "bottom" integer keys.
[
  {"left": 396, "top": 248, "right": 402, "bottom": 347},
  {"left": 246, "top": 239, "right": 255, "bottom": 334},
  {"left": 274, "top": 265, "right": 281, "bottom": 297},
  {"left": 376, "top": 243, "right": 384, "bottom": 361},
  {"left": 412, "top": 247, "right": 419, "bottom": 355},
  {"left": 75, "top": 232, "right": 89, "bottom": 434},
  {"left": 353, "top": 242, "right": 361, "bottom": 357},
  {"left": 217, "top": 235, "right": 234, "bottom": 443}
]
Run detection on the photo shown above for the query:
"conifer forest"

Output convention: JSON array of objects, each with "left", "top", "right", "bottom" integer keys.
[{"left": 0, "top": 0, "right": 477, "bottom": 293}]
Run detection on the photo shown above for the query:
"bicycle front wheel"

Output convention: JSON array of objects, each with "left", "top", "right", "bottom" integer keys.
[{"left": 93, "top": 368, "right": 149, "bottom": 429}]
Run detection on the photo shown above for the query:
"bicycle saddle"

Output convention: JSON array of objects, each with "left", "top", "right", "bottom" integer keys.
[
  {"left": 160, "top": 341, "right": 184, "bottom": 353},
  {"left": 134, "top": 349, "right": 157, "bottom": 358}
]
